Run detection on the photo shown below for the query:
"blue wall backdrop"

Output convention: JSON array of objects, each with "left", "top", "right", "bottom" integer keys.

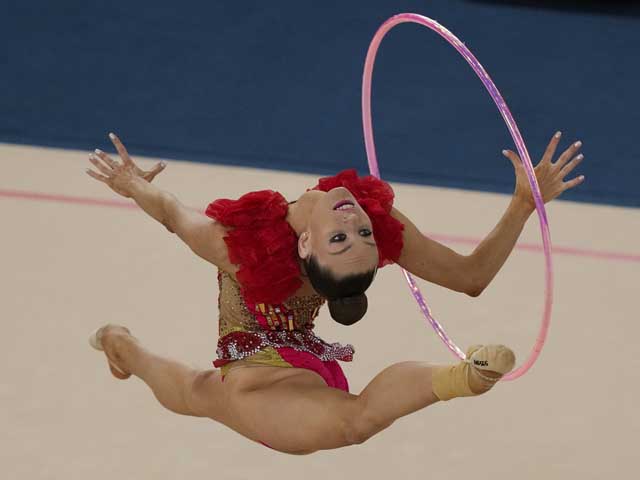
[{"left": 2, "top": 1, "right": 639, "bottom": 206}]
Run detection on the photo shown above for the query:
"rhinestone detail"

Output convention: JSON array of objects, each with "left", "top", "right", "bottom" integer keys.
[{"left": 216, "top": 330, "right": 355, "bottom": 362}]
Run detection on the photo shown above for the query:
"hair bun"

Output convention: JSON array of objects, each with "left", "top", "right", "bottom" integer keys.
[{"left": 328, "top": 294, "right": 368, "bottom": 326}]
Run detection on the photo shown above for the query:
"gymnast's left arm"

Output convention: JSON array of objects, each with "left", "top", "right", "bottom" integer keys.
[{"left": 392, "top": 131, "right": 585, "bottom": 297}]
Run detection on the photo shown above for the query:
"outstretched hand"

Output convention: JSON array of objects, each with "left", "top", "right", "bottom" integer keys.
[
  {"left": 503, "top": 131, "right": 585, "bottom": 211},
  {"left": 85, "top": 133, "right": 166, "bottom": 198}
]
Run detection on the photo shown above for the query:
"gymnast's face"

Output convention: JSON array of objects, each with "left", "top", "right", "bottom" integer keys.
[{"left": 299, "top": 187, "right": 379, "bottom": 278}]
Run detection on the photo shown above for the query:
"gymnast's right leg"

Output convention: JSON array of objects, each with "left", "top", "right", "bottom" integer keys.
[{"left": 92, "top": 324, "right": 229, "bottom": 419}]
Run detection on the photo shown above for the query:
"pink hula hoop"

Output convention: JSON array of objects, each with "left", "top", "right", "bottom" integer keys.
[{"left": 362, "top": 13, "right": 554, "bottom": 381}]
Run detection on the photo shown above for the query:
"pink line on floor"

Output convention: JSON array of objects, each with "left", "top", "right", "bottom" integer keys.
[
  {"left": 0, "top": 189, "right": 138, "bottom": 209},
  {"left": 427, "top": 233, "right": 640, "bottom": 263},
  {"left": 2, "top": 188, "right": 639, "bottom": 263}
]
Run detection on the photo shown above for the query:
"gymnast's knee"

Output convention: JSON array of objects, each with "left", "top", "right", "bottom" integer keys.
[
  {"left": 343, "top": 398, "right": 393, "bottom": 446},
  {"left": 186, "top": 369, "right": 224, "bottom": 418}
]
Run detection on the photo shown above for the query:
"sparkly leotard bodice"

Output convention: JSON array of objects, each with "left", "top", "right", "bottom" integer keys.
[
  {"left": 217, "top": 271, "right": 321, "bottom": 337},
  {"left": 206, "top": 169, "right": 404, "bottom": 370},
  {"left": 214, "top": 271, "right": 355, "bottom": 367}
]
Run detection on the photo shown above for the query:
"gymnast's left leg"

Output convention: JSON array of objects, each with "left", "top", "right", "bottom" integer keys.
[{"left": 223, "top": 344, "right": 515, "bottom": 454}]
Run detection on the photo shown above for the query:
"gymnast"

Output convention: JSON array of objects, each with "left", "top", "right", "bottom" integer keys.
[{"left": 86, "top": 131, "right": 584, "bottom": 455}]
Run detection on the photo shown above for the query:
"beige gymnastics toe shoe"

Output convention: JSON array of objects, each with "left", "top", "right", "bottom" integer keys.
[
  {"left": 466, "top": 344, "right": 515, "bottom": 379},
  {"left": 89, "top": 324, "right": 131, "bottom": 380},
  {"left": 432, "top": 344, "right": 516, "bottom": 401},
  {"left": 465, "top": 344, "right": 515, "bottom": 393}
]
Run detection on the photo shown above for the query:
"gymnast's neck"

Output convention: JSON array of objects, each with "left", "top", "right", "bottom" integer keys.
[{"left": 285, "top": 190, "right": 325, "bottom": 236}]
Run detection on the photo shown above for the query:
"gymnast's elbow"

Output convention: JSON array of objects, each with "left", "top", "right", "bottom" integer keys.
[
  {"left": 461, "top": 257, "right": 485, "bottom": 297},
  {"left": 466, "top": 287, "right": 483, "bottom": 298},
  {"left": 465, "top": 279, "right": 486, "bottom": 298}
]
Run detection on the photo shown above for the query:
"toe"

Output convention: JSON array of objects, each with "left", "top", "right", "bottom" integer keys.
[
  {"left": 469, "top": 344, "right": 515, "bottom": 375},
  {"left": 88, "top": 326, "right": 106, "bottom": 351},
  {"left": 498, "top": 345, "right": 515, "bottom": 367}
]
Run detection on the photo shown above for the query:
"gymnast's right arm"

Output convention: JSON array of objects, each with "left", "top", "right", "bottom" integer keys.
[
  {"left": 85, "top": 132, "right": 232, "bottom": 271},
  {"left": 128, "top": 178, "right": 232, "bottom": 269}
]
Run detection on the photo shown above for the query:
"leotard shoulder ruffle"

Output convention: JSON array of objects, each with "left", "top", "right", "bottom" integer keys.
[{"left": 205, "top": 190, "right": 302, "bottom": 305}]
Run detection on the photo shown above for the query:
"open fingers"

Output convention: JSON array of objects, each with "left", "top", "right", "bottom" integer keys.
[
  {"left": 144, "top": 161, "right": 167, "bottom": 182},
  {"left": 85, "top": 168, "right": 109, "bottom": 183},
  {"left": 541, "top": 131, "right": 562, "bottom": 164},
  {"left": 555, "top": 140, "right": 582, "bottom": 169},
  {"left": 94, "top": 149, "right": 119, "bottom": 169},
  {"left": 502, "top": 149, "right": 521, "bottom": 169},
  {"left": 559, "top": 153, "right": 584, "bottom": 178},
  {"left": 109, "top": 132, "right": 133, "bottom": 166},
  {"left": 562, "top": 174, "right": 585, "bottom": 192},
  {"left": 89, "top": 154, "right": 113, "bottom": 176}
]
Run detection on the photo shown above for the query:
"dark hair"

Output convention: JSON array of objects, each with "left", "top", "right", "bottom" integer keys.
[{"left": 304, "top": 255, "right": 376, "bottom": 325}]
